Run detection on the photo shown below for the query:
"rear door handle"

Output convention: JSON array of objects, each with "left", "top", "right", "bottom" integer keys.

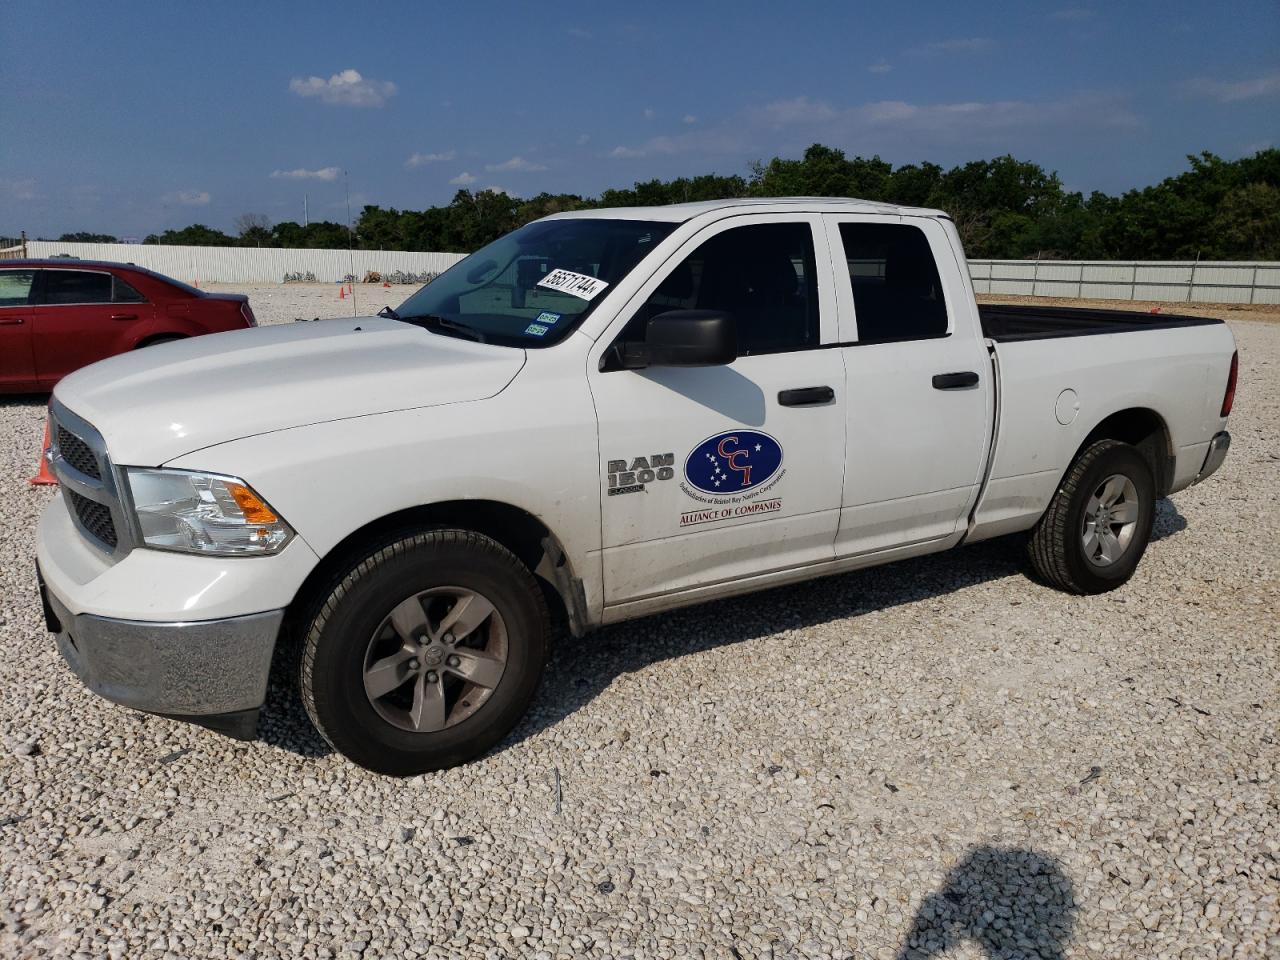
[
  {"left": 0, "top": 317, "right": 24, "bottom": 326},
  {"left": 110, "top": 313, "right": 138, "bottom": 321},
  {"left": 932, "top": 371, "right": 979, "bottom": 390},
  {"left": 778, "top": 385, "right": 835, "bottom": 407}
]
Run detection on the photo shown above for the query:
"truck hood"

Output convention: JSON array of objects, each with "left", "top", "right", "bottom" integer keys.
[{"left": 53, "top": 317, "right": 526, "bottom": 465}]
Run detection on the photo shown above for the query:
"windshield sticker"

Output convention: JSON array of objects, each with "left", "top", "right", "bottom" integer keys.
[
  {"left": 536, "top": 269, "right": 609, "bottom": 301},
  {"left": 524, "top": 322, "right": 550, "bottom": 337},
  {"left": 534, "top": 311, "right": 562, "bottom": 325}
]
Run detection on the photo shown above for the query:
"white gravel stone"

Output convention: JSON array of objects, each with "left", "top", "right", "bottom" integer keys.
[{"left": 0, "top": 290, "right": 1276, "bottom": 958}]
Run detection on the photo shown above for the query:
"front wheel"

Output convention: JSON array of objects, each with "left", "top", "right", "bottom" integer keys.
[
  {"left": 300, "top": 529, "right": 549, "bottom": 775},
  {"left": 1026, "top": 439, "right": 1156, "bottom": 594}
]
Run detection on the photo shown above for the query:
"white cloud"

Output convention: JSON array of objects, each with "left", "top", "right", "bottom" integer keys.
[
  {"left": 485, "top": 155, "right": 547, "bottom": 172},
  {"left": 1187, "top": 71, "right": 1280, "bottom": 103},
  {"left": 682, "top": 114, "right": 697, "bottom": 125},
  {"left": 912, "top": 37, "right": 995, "bottom": 55},
  {"left": 289, "top": 69, "right": 397, "bottom": 107},
  {"left": 0, "top": 177, "right": 38, "bottom": 200},
  {"left": 868, "top": 60, "right": 892, "bottom": 74},
  {"left": 576, "top": 133, "right": 591, "bottom": 145},
  {"left": 166, "top": 190, "right": 211, "bottom": 206},
  {"left": 567, "top": 26, "right": 591, "bottom": 39},
  {"left": 643, "top": 107, "right": 655, "bottom": 119},
  {"left": 271, "top": 166, "right": 341, "bottom": 181},
  {"left": 405, "top": 150, "right": 455, "bottom": 168},
  {"left": 606, "top": 92, "right": 1142, "bottom": 160},
  {"left": 449, "top": 171, "right": 478, "bottom": 185}
]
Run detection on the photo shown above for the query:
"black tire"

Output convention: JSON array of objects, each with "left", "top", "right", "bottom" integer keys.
[
  {"left": 1026, "top": 439, "right": 1156, "bottom": 595},
  {"left": 300, "top": 529, "right": 549, "bottom": 775}
]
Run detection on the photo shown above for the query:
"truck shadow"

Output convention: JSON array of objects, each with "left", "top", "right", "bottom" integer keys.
[
  {"left": 894, "top": 845, "right": 1076, "bottom": 960},
  {"left": 508, "top": 499, "right": 1188, "bottom": 753},
  {"left": 257, "top": 499, "right": 1187, "bottom": 761},
  {"left": 509, "top": 532, "right": 1032, "bottom": 752}
]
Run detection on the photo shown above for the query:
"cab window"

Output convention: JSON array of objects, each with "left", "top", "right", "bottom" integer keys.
[
  {"left": 623, "top": 222, "right": 820, "bottom": 356},
  {"left": 837, "top": 222, "right": 948, "bottom": 342}
]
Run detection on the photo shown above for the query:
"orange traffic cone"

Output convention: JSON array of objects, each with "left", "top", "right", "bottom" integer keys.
[
  {"left": 382, "top": 281, "right": 390, "bottom": 288},
  {"left": 338, "top": 284, "right": 347, "bottom": 300},
  {"left": 29, "top": 423, "right": 57, "bottom": 486}
]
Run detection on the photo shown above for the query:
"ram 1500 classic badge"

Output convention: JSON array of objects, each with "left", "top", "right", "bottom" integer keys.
[{"left": 607, "top": 454, "right": 675, "bottom": 495}]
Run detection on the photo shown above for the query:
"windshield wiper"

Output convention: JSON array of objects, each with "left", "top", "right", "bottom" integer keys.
[
  {"left": 398, "top": 313, "right": 486, "bottom": 343},
  {"left": 377, "top": 304, "right": 401, "bottom": 320}
]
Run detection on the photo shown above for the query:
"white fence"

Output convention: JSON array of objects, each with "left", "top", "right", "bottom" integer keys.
[
  {"left": 7, "top": 241, "right": 1280, "bottom": 304},
  {"left": 17, "top": 241, "right": 467, "bottom": 285},
  {"left": 969, "top": 259, "right": 1280, "bottom": 305}
]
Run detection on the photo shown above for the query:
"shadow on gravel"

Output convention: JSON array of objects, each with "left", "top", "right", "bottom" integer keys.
[
  {"left": 254, "top": 498, "right": 1188, "bottom": 762},
  {"left": 509, "top": 533, "right": 1031, "bottom": 752},
  {"left": 258, "top": 650, "right": 333, "bottom": 759},
  {"left": 895, "top": 845, "right": 1076, "bottom": 960},
  {"left": 1151, "top": 497, "right": 1188, "bottom": 541}
]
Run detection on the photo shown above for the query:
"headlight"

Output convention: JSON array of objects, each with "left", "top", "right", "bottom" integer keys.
[{"left": 125, "top": 468, "right": 294, "bottom": 556}]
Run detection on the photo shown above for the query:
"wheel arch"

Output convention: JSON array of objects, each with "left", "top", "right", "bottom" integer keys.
[
  {"left": 1071, "top": 406, "right": 1174, "bottom": 496},
  {"left": 285, "top": 500, "right": 589, "bottom": 647},
  {"left": 133, "top": 332, "right": 188, "bottom": 349}
]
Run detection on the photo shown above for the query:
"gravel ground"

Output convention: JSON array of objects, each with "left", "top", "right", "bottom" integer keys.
[{"left": 0, "top": 288, "right": 1276, "bottom": 959}]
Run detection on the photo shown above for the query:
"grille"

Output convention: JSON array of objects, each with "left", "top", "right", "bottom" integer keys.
[
  {"left": 56, "top": 426, "right": 101, "bottom": 479},
  {"left": 66, "top": 489, "right": 118, "bottom": 549}
]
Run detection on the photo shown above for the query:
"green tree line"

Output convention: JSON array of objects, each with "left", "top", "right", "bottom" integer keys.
[{"left": 81, "top": 145, "right": 1279, "bottom": 260}]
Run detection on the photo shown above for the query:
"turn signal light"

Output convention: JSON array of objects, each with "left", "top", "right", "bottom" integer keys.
[{"left": 226, "top": 482, "right": 280, "bottom": 524}]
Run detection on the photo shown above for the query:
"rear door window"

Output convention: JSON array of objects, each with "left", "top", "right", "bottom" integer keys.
[
  {"left": 41, "top": 270, "right": 113, "bottom": 305},
  {"left": 112, "top": 276, "right": 147, "bottom": 303},
  {"left": 837, "top": 222, "right": 949, "bottom": 343},
  {"left": 0, "top": 270, "right": 35, "bottom": 306}
]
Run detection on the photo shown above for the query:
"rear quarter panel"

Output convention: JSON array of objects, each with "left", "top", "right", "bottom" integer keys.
[{"left": 970, "top": 321, "right": 1236, "bottom": 539}]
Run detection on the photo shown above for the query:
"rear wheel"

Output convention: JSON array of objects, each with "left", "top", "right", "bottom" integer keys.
[
  {"left": 137, "top": 335, "right": 184, "bottom": 348},
  {"left": 1026, "top": 439, "right": 1156, "bottom": 594},
  {"left": 300, "top": 529, "right": 549, "bottom": 775}
]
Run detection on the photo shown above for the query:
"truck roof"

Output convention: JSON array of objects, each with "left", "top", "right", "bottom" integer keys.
[{"left": 542, "top": 196, "right": 949, "bottom": 223}]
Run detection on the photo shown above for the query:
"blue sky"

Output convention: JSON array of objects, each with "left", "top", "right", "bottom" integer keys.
[{"left": 2, "top": 0, "right": 1277, "bottom": 239}]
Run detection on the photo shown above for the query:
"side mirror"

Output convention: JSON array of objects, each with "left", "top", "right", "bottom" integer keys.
[
  {"left": 465, "top": 259, "right": 499, "bottom": 284},
  {"left": 616, "top": 310, "right": 737, "bottom": 369}
]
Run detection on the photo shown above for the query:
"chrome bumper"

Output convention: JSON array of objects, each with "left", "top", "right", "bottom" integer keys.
[
  {"left": 1195, "top": 431, "right": 1231, "bottom": 484},
  {"left": 40, "top": 570, "right": 283, "bottom": 740}
]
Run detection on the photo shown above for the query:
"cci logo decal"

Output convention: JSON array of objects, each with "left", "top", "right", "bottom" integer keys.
[{"left": 684, "top": 431, "right": 783, "bottom": 496}]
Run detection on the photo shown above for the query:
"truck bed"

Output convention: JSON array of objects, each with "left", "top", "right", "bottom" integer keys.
[{"left": 978, "top": 304, "right": 1222, "bottom": 343}]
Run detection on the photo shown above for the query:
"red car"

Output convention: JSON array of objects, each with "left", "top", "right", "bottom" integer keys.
[{"left": 0, "top": 259, "right": 257, "bottom": 392}]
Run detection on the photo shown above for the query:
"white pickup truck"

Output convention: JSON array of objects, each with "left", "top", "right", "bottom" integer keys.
[{"left": 36, "top": 198, "right": 1237, "bottom": 774}]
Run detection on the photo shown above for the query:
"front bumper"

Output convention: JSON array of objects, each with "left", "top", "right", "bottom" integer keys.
[
  {"left": 1195, "top": 431, "right": 1231, "bottom": 484},
  {"left": 40, "top": 570, "right": 283, "bottom": 740}
]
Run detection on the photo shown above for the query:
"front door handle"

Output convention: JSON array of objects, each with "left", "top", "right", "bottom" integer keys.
[
  {"left": 110, "top": 313, "right": 138, "bottom": 321},
  {"left": 0, "top": 317, "right": 25, "bottom": 326},
  {"left": 778, "top": 385, "right": 835, "bottom": 407},
  {"left": 932, "top": 371, "right": 979, "bottom": 390}
]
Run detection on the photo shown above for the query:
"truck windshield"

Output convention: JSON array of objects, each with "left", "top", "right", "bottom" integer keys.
[{"left": 396, "top": 218, "right": 674, "bottom": 347}]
